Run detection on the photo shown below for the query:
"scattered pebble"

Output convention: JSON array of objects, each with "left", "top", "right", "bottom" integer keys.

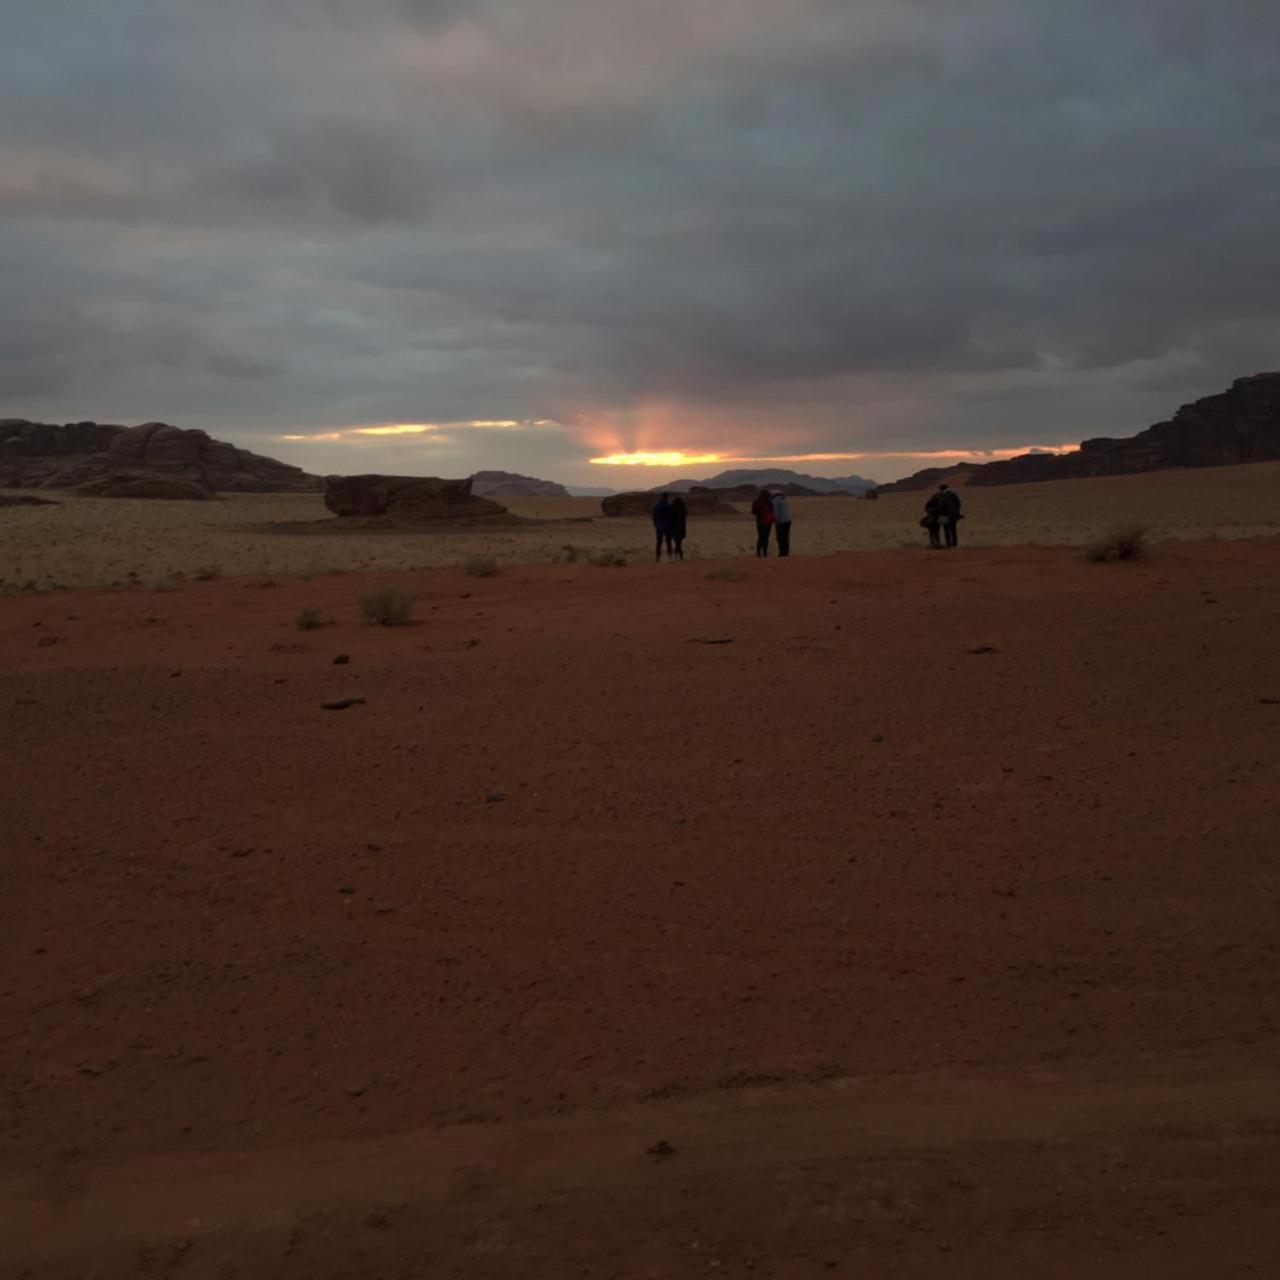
[
  {"left": 322, "top": 697, "right": 365, "bottom": 710},
  {"left": 333, "top": 654, "right": 350, "bottom": 665},
  {"left": 646, "top": 1139, "right": 676, "bottom": 1160}
]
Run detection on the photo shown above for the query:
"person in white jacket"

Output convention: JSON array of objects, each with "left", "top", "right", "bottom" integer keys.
[{"left": 771, "top": 491, "right": 793, "bottom": 557}]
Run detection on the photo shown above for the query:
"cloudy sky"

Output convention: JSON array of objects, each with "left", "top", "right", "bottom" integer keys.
[{"left": 3, "top": 1, "right": 1278, "bottom": 486}]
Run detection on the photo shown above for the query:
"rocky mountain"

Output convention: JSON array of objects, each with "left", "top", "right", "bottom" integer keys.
[
  {"left": 0, "top": 420, "right": 320, "bottom": 493},
  {"left": 876, "top": 463, "right": 978, "bottom": 494},
  {"left": 657, "top": 468, "right": 877, "bottom": 494},
  {"left": 469, "top": 469, "right": 569, "bottom": 498},
  {"left": 881, "top": 373, "right": 1280, "bottom": 492},
  {"left": 324, "top": 474, "right": 512, "bottom": 522},
  {"left": 601, "top": 490, "right": 738, "bottom": 517}
]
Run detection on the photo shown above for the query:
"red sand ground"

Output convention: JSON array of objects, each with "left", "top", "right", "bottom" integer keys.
[{"left": 3, "top": 541, "right": 1279, "bottom": 1277}]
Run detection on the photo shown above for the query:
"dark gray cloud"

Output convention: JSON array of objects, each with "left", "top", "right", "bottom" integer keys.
[{"left": 2, "top": 0, "right": 1279, "bottom": 482}]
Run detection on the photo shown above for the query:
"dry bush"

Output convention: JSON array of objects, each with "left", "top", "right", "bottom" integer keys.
[
  {"left": 462, "top": 554, "right": 500, "bottom": 578},
  {"left": 705, "top": 565, "right": 745, "bottom": 582},
  {"left": 560, "top": 543, "right": 580, "bottom": 563},
  {"left": 194, "top": 565, "right": 221, "bottom": 581},
  {"left": 1085, "top": 523, "right": 1148, "bottom": 563},
  {"left": 296, "top": 607, "right": 323, "bottom": 631},
  {"left": 359, "top": 584, "right": 414, "bottom": 626},
  {"left": 587, "top": 549, "right": 627, "bottom": 567}
]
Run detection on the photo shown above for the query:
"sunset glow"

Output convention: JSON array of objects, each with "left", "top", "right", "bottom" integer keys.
[
  {"left": 588, "top": 451, "right": 727, "bottom": 467},
  {"left": 588, "top": 444, "right": 1078, "bottom": 467}
]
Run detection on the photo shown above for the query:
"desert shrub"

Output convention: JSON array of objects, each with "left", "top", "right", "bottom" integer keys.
[
  {"left": 587, "top": 549, "right": 627, "bottom": 567},
  {"left": 705, "top": 566, "right": 744, "bottom": 582},
  {"left": 462, "top": 554, "right": 500, "bottom": 578},
  {"left": 359, "top": 584, "right": 414, "bottom": 626},
  {"left": 1112, "top": 523, "right": 1147, "bottom": 560},
  {"left": 1085, "top": 523, "right": 1148, "bottom": 563},
  {"left": 560, "top": 543, "right": 580, "bottom": 563},
  {"left": 296, "top": 607, "right": 323, "bottom": 630},
  {"left": 194, "top": 565, "right": 221, "bottom": 581},
  {"left": 152, "top": 577, "right": 179, "bottom": 592}
]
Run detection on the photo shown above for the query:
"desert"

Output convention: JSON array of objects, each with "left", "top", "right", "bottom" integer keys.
[
  {"left": 6, "top": 458, "right": 1280, "bottom": 591},
  {"left": 7, "top": 5, "right": 1280, "bottom": 1274},
  {"left": 3, "top": 461, "right": 1280, "bottom": 1276}
]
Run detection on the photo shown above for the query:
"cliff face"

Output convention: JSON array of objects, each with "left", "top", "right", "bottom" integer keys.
[
  {"left": 0, "top": 420, "right": 320, "bottom": 493},
  {"left": 880, "top": 374, "right": 1280, "bottom": 491},
  {"left": 970, "top": 373, "right": 1280, "bottom": 486}
]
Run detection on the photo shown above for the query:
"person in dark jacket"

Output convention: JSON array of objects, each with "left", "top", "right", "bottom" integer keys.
[
  {"left": 771, "top": 490, "right": 793, "bottom": 556},
  {"left": 938, "top": 483, "right": 962, "bottom": 547},
  {"left": 750, "top": 488, "right": 775, "bottom": 556},
  {"left": 668, "top": 495, "right": 688, "bottom": 560},
  {"left": 922, "top": 492, "right": 942, "bottom": 548},
  {"left": 652, "top": 493, "right": 673, "bottom": 561}
]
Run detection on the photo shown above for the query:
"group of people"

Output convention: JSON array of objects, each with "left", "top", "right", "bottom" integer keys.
[
  {"left": 651, "top": 487, "right": 795, "bottom": 560},
  {"left": 922, "top": 483, "right": 963, "bottom": 548},
  {"left": 650, "top": 492, "right": 689, "bottom": 560},
  {"left": 650, "top": 481, "right": 966, "bottom": 561},
  {"left": 749, "top": 488, "right": 793, "bottom": 557}
]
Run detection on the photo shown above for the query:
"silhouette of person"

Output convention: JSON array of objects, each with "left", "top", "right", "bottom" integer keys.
[
  {"left": 652, "top": 492, "right": 674, "bottom": 561},
  {"left": 938, "top": 483, "right": 962, "bottom": 547},
  {"left": 668, "top": 495, "right": 688, "bottom": 560},
  {"left": 750, "top": 488, "right": 775, "bottom": 556},
  {"left": 772, "top": 490, "right": 793, "bottom": 556},
  {"left": 923, "top": 492, "right": 942, "bottom": 548}
]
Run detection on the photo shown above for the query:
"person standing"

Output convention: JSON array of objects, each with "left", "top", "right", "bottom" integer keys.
[
  {"left": 922, "top": 491, "right": 942, "bottom": 548},
  {"left": 772, "top": 490, "right": 793, "bottom": 556},
  {"left": 938, "top": 483, "right": 962, "bottom": 548},
  {"left": 668, "top": 495, "right": 688, "bottom": 560},
  {"left": 652, "top": 492, "right": 673, "bottom": 562},
  {"left": 750, "top": 488, "right": 775, "bottom": 556}
]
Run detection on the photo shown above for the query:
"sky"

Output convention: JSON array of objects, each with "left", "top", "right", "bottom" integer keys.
[{"left": 3, "top": 1, "right": 1278, "bottom": 487}]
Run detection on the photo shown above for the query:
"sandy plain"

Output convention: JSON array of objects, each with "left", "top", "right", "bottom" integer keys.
[
  {"left": 4, "top": 459, "right": 1280, "bottom": 589},
  {"left": 2, "top": 465, "right": 1279, "bottom": 1277}
]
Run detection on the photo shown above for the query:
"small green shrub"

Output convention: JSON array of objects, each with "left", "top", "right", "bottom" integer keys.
[
  {"left": 296, "top": 607, "right": 323, "bottom": 631},
  {"left": 359, "top": 584, "right": 414, "bottom": 626},
  {"left": 462, "top": 554, "right": 500, "bottom": 578}
]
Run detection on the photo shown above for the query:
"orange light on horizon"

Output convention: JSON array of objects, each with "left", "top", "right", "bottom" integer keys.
[{"left": 589, "top": 451, "right": 727, "bottom": 467}]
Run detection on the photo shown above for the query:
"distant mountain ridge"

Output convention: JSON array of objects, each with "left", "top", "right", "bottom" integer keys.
[
  {"left": 881, "top": 373, "right": 1280, "bottom": 491},
  {"left": 468, "top": 469, "right": 569, "bottom": 498},
  {"left": 653, "top": 468, "right": 877, "bottom": 494}
]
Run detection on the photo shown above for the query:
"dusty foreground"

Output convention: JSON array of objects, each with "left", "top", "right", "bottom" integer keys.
[
  {"left": 6, "top": 458, "right": 1280, "bottom": 589},
  {"left": 2, "top": 540, "right": 1279, "bottom": 1276}
]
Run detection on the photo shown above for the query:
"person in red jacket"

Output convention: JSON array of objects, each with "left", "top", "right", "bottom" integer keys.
[{"left": 750, "top": 488, "right": 775, "bottom": 556}]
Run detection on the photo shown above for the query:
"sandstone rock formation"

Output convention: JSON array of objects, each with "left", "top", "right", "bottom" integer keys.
[
  {"left": 876, "top": 464, "right": 976, "bottom": 494},
  {"left": 967, "top": 373, "right": 1280, "bottom": 486},
  {"left": 469, "top": 470, "right": 570, "bottom": 498},
  {"left": 602, "top": 490, "right": 739, "bottom": 517},
  {"left": 0, "top": 420, "right": 320, "bottom": 492},
  {"left": 881, "top": 374, "right": 1280, "bottom": 491},
  {"left": 324, "top": 474, "right": 510, "bottom": 522},
  {"left": 76, "top": 473, "right": 212, "bottom": 500}
]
